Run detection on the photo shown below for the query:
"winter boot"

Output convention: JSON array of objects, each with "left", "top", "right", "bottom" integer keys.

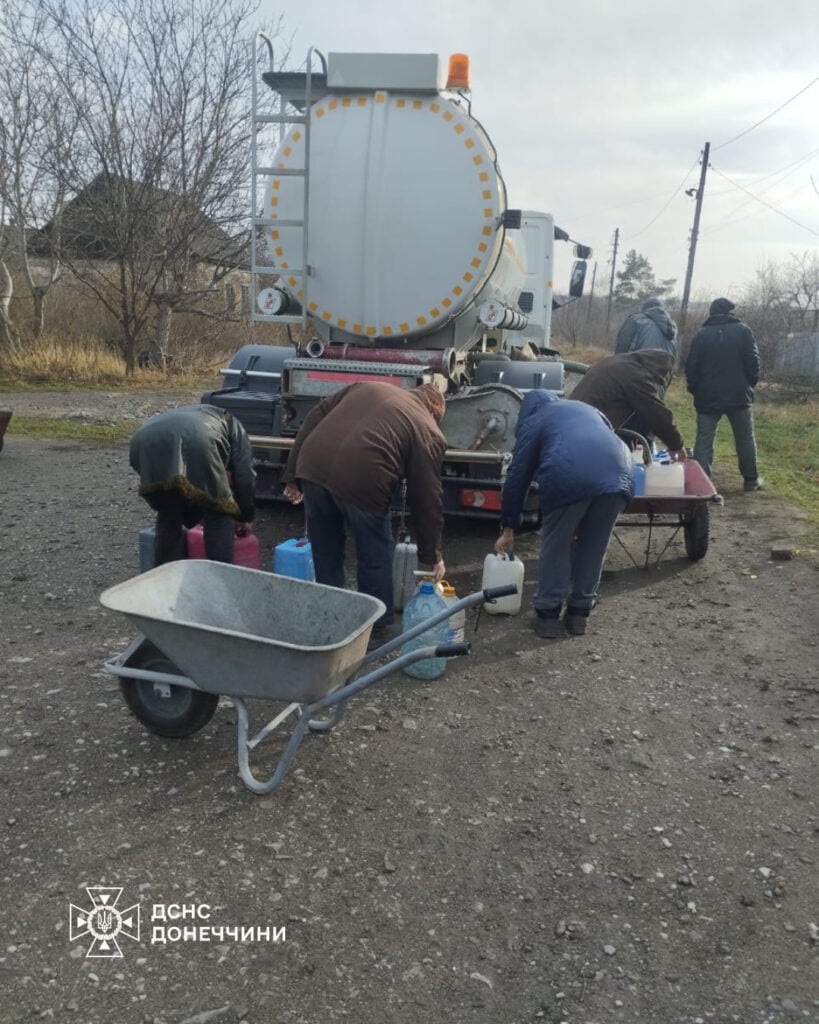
[
  {"left": 564, "top": 606, "right": 590, "bottom": 636},
  {"left": 534, "top": 606, "right": 565, "bottom": 639}
]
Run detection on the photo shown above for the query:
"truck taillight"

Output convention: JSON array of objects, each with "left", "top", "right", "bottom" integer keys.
[{"left": 461, "top": 488, "right": 501, "bottom": 511}]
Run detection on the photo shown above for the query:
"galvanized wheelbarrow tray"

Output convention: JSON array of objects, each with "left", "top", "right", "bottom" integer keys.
[
  {"left": 614, "top": 458, "right": 723, "bottom": 567},
  {"left": 100, "top": 561, "right": 516, "bottom": 794}
]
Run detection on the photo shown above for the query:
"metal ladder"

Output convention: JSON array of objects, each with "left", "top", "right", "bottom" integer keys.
[{"left": 250, "top": 38, "right": 325, "bottom": 326}]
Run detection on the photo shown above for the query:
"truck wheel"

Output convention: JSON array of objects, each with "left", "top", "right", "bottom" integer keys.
[
  {"left": 119, "top": 644, "right": 218, "bottom": 738},
  {"left": 684, "top": 504, "right": 710, "bottom": 561}
]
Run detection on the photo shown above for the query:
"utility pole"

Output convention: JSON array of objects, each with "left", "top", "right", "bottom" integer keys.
[
  {"left": 585, "top": 259, "right": 598, "bottom": 324},
  {"left": 679, "top": 141, "right": 710, "bottom": 337},
  {"left": 605, "top": 227, "right": 619, "bottom": 340}
]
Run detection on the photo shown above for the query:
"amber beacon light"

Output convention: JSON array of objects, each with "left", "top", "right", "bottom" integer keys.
[{"left": 446, "top": 53, "right": 470, "bottom": 90}]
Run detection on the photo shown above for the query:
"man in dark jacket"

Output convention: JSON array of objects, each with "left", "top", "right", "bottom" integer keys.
[
  {"left": 615, "top": 297, "right": 678, "bottom": 359},
  {"left": 685, "top": 297, "right": 762, "bottom": 490},
  {"left": 130, "top": 404, "right": 256, "bottom": 566},
  {"left": 283, "top": 382, "right": 447, "bottom": 644},
  {"left": 495, "top": 392, "right": 633, "bottom": 639},
  {"left": 570, "top": 349, "right": 687, "bottom": 460}
]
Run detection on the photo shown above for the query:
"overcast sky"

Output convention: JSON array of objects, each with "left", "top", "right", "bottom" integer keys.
[{"left": 262, "top": 0, "right": 819, "bottom": 303}]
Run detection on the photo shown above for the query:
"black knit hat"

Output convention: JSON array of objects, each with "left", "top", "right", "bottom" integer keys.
[{"left": 709, "top": 297, "right": 735, "bottom": 316}]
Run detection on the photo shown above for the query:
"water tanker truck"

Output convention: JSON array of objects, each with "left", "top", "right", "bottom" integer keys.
[{"left": 203, "top": 43, "right": 592, "bottom": 522}]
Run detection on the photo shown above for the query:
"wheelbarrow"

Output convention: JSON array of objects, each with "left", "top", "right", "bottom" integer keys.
[
  {"left": 100, "top": 561, "right": 517, "bottom": 795},
  {"left": 613, "top": 458, "right": 723, "bottom": 567},
  {"left": 0, "top": 409, "right": 11, "bottom": 453}
]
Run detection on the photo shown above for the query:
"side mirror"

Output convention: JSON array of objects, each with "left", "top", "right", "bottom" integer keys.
[
  {"left": 574, "top": 243, "right": 593, "bottom": 260},
  {"left": 569, "top": 260, "right": 587, "bottom": 299}
]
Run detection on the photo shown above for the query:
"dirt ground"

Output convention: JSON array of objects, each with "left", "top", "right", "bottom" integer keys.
[{"left": 1, "top": 388, "right": 817, "bottom": 1024}]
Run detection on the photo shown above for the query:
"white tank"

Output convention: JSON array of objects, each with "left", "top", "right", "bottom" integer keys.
[{"left": 264, "top": 57, "right": 525, "bottom": 346}]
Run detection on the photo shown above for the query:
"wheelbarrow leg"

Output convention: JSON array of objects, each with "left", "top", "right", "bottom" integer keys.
[
  {"left": 308, "top": 702, "right": 348, "bottom": 732},
  {"left": 234, "top": 697, "right": 312, "bottom": 795}
]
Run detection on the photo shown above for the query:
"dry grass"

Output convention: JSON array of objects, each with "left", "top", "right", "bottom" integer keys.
[
  {"left": 0, "top": 332, "right": 239, "bottom": 388},
  {"left": 0, "top": 334, "right": 126, "bottom": 385}
]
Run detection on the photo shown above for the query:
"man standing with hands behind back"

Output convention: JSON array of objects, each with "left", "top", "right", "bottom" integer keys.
[
  {"left": 685, "top": 297, "right": 762, "bottom": 490},
  {"left": 283, "top": 381, "right": 448, "bottom": 649}
]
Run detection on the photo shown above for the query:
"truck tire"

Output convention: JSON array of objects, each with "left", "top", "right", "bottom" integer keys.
[
  {"left": 684, "top": 503, "right": 710, "bottom": 561},
  {"left": 119, "top": 643, "right": 218, "bottom": 738}
]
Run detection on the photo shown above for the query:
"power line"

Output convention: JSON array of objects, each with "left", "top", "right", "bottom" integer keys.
[
  {"left": 708, "top": 147, "right": 819, "bottom": 197},
  {"left": 702, "top": 183, "right": 807, "bottom": 237},
  {"left": 623, "top": 155, "right": 700, "bottom": 240},
  {"left": 708, "top": 164, "right": 819, "bottom": 236},
  {"left": 712, "top": 77, "right": 819, "bottom": 152}
]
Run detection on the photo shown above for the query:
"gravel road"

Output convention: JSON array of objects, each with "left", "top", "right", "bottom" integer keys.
[{"left": 0, "top": 388, "right": 817, "bottom": 1024}]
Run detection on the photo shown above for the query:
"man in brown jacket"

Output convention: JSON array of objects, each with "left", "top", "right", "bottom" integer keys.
[
  {"left": 569, "top": 349, "right": 686, "bottom": 459},
  {"left": 283, "top": 382, "right": 447, "bottom": 644}
]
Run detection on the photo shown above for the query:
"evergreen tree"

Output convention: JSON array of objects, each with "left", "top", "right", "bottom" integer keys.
[{"left": 614, "top": 250, "right": 676, "bottom": 309}]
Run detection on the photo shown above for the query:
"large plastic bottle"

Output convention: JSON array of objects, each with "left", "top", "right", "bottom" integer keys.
[
  {"left": 631, "top": 446, "right": 646, "bottom": 497},
  {"left": 400, "top": 580, "right": 449, "bottom": 679},
  {"left": 481, "top": 553, "right": 524, "bottom": 615},
  {"left": 439, "top": 581, "right": 466, "bottom": 645}
]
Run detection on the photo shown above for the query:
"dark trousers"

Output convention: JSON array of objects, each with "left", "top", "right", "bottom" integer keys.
[
  {"left": 146, "top": 490, "right": 235, "bottom": 566},
  {"left": 301, "top": 480, "right": 395, "bottom": 627},
  {"left": 693, "top": 407, "right": 758, "bottom": 481},
  {"left": 535, "top": 494, "right": 628, "bottom": 613}
]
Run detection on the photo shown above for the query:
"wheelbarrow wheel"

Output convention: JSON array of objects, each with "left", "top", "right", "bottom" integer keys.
[
  {"left": 684, "top": 503, "right": 710, "bottom": 561},
  {"left": 119, "top": 646, "right": 218, "bottom": 738}
]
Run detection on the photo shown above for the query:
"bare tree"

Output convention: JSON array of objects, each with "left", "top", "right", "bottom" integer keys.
[
  {"left": 0, "top": 201, "right": 22, "bottom": 351},
  {"left": 741, "top": 251, "right": 819, "bottom": 371},
  {"left": 33, "top": 0, "right": 284, "bottom": 372},
  {"left": 0, "top": 0, "right": 78, "bottom": 344}
]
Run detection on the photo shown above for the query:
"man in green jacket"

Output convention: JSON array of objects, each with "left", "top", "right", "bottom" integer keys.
[
  {"left": 283, "top": 382, "right": 447, "bottom": 646},
  {"left": 130, "top": 404, "right": 256, "bottom": 566}
]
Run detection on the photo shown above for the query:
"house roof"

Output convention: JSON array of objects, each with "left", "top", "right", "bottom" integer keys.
[{"left": 28, "top": 174, "right": 248, "bottom": 268}]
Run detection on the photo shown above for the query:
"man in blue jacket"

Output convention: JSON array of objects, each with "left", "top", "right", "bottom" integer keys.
[
  {"left": 495, "top": 392, "right": 633, "bottom": 639},
  {"left": 685, "top": 297, "right": 762, "bottom": 490}
]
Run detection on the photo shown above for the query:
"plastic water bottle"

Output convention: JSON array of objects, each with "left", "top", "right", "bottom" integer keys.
[
  {"left": 631, "top": 446, "right": 646, "bottom": 496},
  {"left": 400, "top": 580, "right": 448, "bottom": 680},
  {"left": 439, "top": 582, "right": 466, "bottom": 645}
]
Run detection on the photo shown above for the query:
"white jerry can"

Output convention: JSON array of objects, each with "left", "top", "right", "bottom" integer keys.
[{"left": 481, "top": 553, "right": 524, "bottom": 615}]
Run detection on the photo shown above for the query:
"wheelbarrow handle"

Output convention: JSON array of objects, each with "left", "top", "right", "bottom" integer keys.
[
  {"left": 483, "top": 584, "right": 519, "bottom": 601},
  {"left": 434, "top": 642, "right": 471, "bottom": 658}
]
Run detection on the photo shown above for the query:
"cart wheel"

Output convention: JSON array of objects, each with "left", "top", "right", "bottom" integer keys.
[
  {"left": 119, "top": 645, "right": 218, "bottom": 738},
  {"left": 684, "top": 503, "right": 710, "bottom": 561}
]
